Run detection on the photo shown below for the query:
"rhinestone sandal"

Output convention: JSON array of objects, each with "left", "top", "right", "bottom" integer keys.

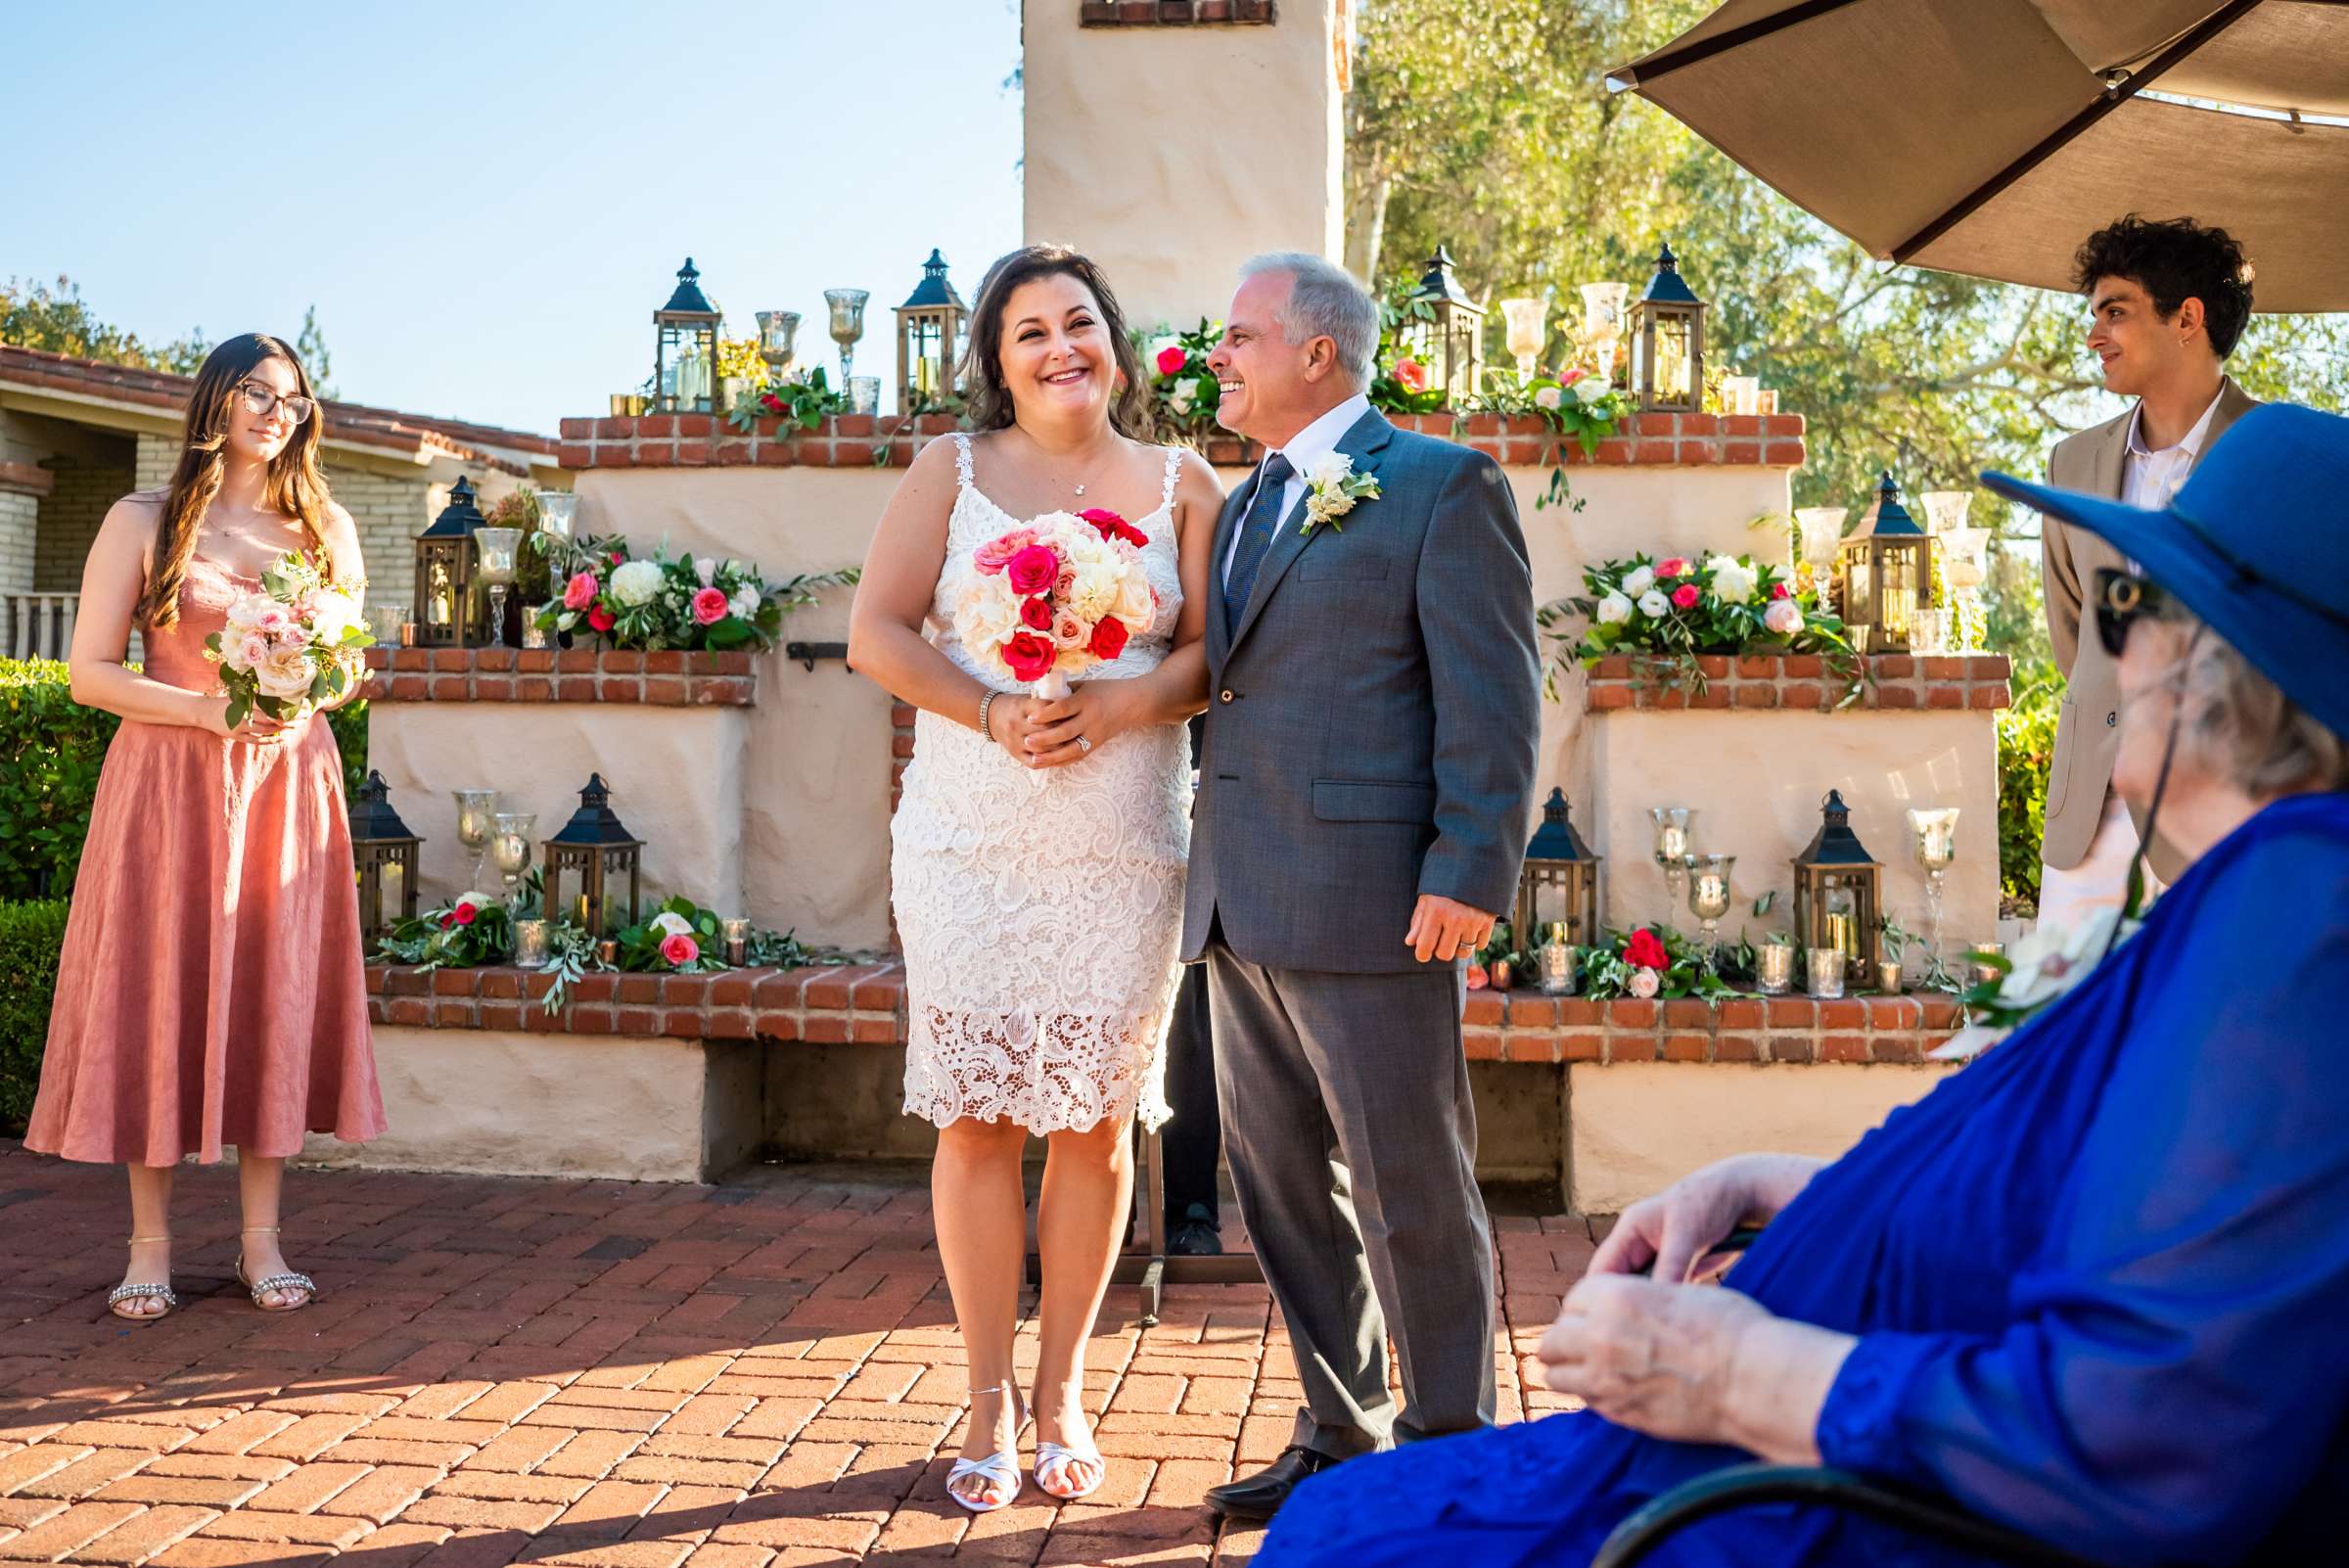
[
  {"left": 108, "top": 1235, "right": 177, "bottom": 1322},
  {"left": 235, "top": 1225, "right": 318, "bottom": 1313},
  {"left": 945, "top": 1382, "right": 1027, "bottom": 1513}
]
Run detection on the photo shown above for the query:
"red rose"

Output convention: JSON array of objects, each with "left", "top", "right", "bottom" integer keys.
[
  {"left": 1020, "top": 595, "right": 1053, "bottom": 631},
  {"left": 760, "top": 392, "right": 783, "bottom": 412},
  {"left": 588, "top": 605, "right": 616, "bottom": 632},
  {"left": 439, "top": 911, "right": 456, "bottom": 930},
  {"left": 608, "top": 550, "right": 623, "bottom": 566},
  {"left": 1079, "top": 507, "right": 1128, "bottom": 541},
  {"left": 1155, "top": 346, "right": 1188, "bottom": 377},
  {"left": 453, "top": 902, "right": 479, "bottom": 927},
  {"left": 1088, "top": 616, "right": 1128, "bottom": 661},
  {"left": 1464, "top": 964, "right": 1489, "bottom": 991},
  {"left": 1004, "top": 631, "right": 1056, "bottom": 682},
  {"left": 1771, "top": 580, "right": 1791, "bottom": 599},
  {"left": 1623, "top": 928, "right": 1670, "bottom": 970},
  {"left": 1672, "top": 582, "right": 1701, "bottom": 610}
]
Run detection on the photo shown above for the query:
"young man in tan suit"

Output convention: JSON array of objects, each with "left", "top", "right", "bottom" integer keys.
[{"left": 2038, "top": 215, "right": 2258, "bottom": 932}]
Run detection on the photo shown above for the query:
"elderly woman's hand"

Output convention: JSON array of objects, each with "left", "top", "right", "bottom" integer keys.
[
  {"left": 1541, "top": 1274, "right": 1859, "bottom": 1464},
  {"left": 1538, "top": 1274, "right": 1770, "bottom": 1444},
  {"left": 1588, "top": 1153, "right": 1827, "bottom": 1284}
]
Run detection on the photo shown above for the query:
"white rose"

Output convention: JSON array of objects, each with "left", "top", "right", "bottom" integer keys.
[
  {"left": 1709, "top": 558, "right": 1757, "bottom": 604},
  {"left": 1621, "top": 565, "right": 1655, "bottom": 597},
  {"left": 253, "top": 643, "right": 314, "bottom": 701},
  {"left": 1596, "top": 591, "right": 1634, "bottom": 625},
  {"left": 1167, "top": 379, "right": 1197, "bottom": 415},
  {"left": 1628, "top": 966, "right": 1662, "bottom": 999},
  {"left": 729, "top": 586, "right": 760, "bottom": 621},
  {"left": 652, "top": 910, "right": 693, "bottom": 939},
  {"left": 610, "top": 560, "right": 664, "bottom": 607},
  {"left": 459, "top": 890, "right": 501, "bottom": 911},
  {"left": 1762, "top": 598, "right": 1803, "bottom": 635},
  {"left": 1637, "top": 589, "right": 1671, "bottom": 620},
  {"left": 1112, "top": 571, "right": 1155, "bottom": 626},
  {"left": 1574, "top": 378, "right": 1612, "bottom": 405},
  {"left": 1533, "top": 386, "right": 1564, "bottom": 410},
  {"left": 306, "top": 587, "right": 361, "bottom": 642},
  {"left": 723, "top": 558, "right": 746, "bottom": 578},
  {"left": 694, "top": 557, "right": 717, "bottom": 588},
  {"left": 953, "top": 575, "right": 1020, "bottom": 655},
  {"left": 1306, "top": 450, "right": 1355, "bottom": 489},
  {"left": 225, "top": 595, "right": 269, "bottom": 633}
]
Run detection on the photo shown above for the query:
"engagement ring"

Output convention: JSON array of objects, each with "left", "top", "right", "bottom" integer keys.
[{"left": 1078, "top": 736, "right": 1092, "bottom": 754}]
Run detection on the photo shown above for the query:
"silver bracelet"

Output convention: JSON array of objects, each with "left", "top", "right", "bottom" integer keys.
[{"left": 978, "top": 689, "right": 998, "bottom": 742}]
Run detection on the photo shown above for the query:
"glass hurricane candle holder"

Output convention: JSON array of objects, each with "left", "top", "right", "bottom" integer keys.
[
  {"left": 1650, "top": 806, "right": 1694, "bottom": 906},
  {"left": 1499, "top": 297, "right": 1546, "bottom": 380},
  {"left": 1578, "top": 281, "right": 1628, "bottom": 375},
  {"left": 489, "top": 811, "right": 535, "bottom": 904},
  {"left": 366, "top": 604, "right": 404, "bottom": 646},
  {"left": 1538, "top": 922, "right": 1579, "bottom": 995},
  {"left": 1686, "top": 853, "right": 1734, "bottom": 964},
  {"left": 1920, "top": 490, "right": 1973, "bottom": 534},
  {"left": 1723, "top": 374, "right": 1761, "bottom": 416},
  {"left": 722, "top": 916, "right": 752, "bottom": 967},
  {"left": 473, "top": 526, "right": 522, "bottom": 649},
  {"left": 1908, "top": 807, "right": 1960, "bottom": 968},
  {"left": 1755, "top": 941, "right": 1796, "bottom": 994},
  {"left": 513, "top": 917, "right": 551, "bottom": 969},
  {"left": 824, "top": 288, "right": 870, "bottom": 388},
  {"left": 848, "top": 375, "right": 880, "bottom": 416},
  {"left": 1806, "top": 946, "right": 1847, "bottom": 999},
  {"left": 451, "top": 789, "right": 499, "bottom": 891}
]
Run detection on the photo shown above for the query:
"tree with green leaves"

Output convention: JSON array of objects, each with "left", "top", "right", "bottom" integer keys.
[{"left": 1, "top": 276, "right": 212, "bottom": 375}]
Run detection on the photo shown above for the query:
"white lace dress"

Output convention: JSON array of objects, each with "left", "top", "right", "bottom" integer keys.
[{"left": 892, "top": 434, "right": 1191, "bottom": 1132}]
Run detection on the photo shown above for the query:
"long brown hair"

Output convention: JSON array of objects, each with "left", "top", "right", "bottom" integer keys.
[
  {"left": 960, "top": 245, "right": 1154, "bottom": 440},
  {"left": 134, "top": 333, "right": 335, "bottom": 629}
]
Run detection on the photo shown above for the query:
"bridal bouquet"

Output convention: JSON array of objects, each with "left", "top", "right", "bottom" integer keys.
[
  {"left": 202, "top": 551, "right": 371, "bottom": 730},
  {"left": 953, "top": 508, "right": 1157, "bottom": 697}
]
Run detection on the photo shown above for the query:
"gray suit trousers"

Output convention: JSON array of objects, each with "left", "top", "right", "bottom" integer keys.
[{"left": 1206, "top": 941, "right": 1497, "bottom": 1457}]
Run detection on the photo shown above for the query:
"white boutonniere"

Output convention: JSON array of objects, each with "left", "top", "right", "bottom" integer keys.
[
  {"left": 1929, "top": 904, "right": 2142, "bottom": 1062},
  {"left": 1300, "top": 451, "right": 1380, "bottom": 535}
]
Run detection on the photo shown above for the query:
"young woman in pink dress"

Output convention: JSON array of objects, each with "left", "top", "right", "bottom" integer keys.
[{"left": 25, "top": 334, "right": 386, "bottom": 1320}]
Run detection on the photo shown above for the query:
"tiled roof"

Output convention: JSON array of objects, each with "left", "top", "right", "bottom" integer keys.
[{"left": 0, "top": 344, "right": 557, "bottom": 477}]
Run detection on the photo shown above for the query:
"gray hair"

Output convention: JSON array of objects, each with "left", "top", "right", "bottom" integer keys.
[
  {"left": 2157, "top": 606, "right": 2349, "bottom": 796},
  {"left": 1240, "top": 252, "right": 1378, "bottom": 388}
]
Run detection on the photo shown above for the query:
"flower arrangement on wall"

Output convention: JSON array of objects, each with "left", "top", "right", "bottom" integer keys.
[
  {"left": 535, "top": 542, "right": 856, "bottom": 654},
  {"left": 1539, "top": 550, "right": 1861, "bottom": 702}
]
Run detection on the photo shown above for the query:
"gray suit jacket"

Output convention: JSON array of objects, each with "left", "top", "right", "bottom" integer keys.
[
  {"left": 2040, "top": 377, "right": 2257, "bottom": 877},
  {"left": 1180, "top": 408, "right": 1543, "bottom": 973}
]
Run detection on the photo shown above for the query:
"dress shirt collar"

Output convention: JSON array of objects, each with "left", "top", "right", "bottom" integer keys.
[
  {"left": 2125, "top": 384, "right": 2225, "bottom": 463},
  {"left": 1268, "top": 392, "right": 1373, "bottom": 485}
]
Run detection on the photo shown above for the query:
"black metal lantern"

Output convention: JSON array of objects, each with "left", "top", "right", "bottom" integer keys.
[
  {"left": 1836, "top": 471, "right": 1937, "bottom": 654},
  {"left": 542, "top": 773, "right": 643, "bottom": 938},
  {"left": 654, "top": 257, "right": 722, "bottom": 415},
  {"left": 894, "top": 249, "right": 968, "bottom": 411},
  {"left": 1630, "top": 241, "right": 1707, "bottom": 414},
  {"left": 1516, "top": 788, "right": 1602, "bottom": 952},
  {"left": 412, "top": 476, "right": 485, "bottom": 648},
  {"left": 348, "top": 770, "right": 421, "bottom": 943},
  {"left": 1791, "top": 789, "right": 1883, "bottom": 972},
  {"left": 1405, "top": 245, "right": 1486, "bottom": 405}
]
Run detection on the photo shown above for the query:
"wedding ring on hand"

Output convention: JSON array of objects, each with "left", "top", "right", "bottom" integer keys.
[{"left": 1078, "top": 735, "right": 1092, "bottom": 754}]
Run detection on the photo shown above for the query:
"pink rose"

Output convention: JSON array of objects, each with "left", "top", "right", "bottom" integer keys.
[
  {"left": 1005, "top": 544, "right": 1060, "bottom": 597},
  {"left": 1392, "top": 358, "right": 1429, "bottom": 393},
  {"left": 1672, "top": 583, "right": 1701, "bottom": 610},
  {"left": 237, "top": 633, "right": 270, "bottom": 669},
  {"left": 692, "top": 586, "right": 729, "bottom": 625},
  {"left": 973, "top": 528, "right": 1036, "bottom": 576},
  {"left": 1763, "top": 598, "right": 1804, "bottom": 635},
  {"left": 660, "top": 932, "right": 699, "bottom": 967},
  {"left": 1003, "top": 630, "right": 1056, "bottom": 682},
  {"left": 1155, "top": 346, "right": 1187, "bottom": 377},
  {"left": 1655, "top": 557, "right": 1689, "bottom": 578},
  {"left": 564, "top": 571, "right": 599, "bottom": 611},
  {"left": 1561, "top": 367, "right": 1589, "bottom": 386},
  {"left": 1049, "top": 606, "right": 1089, "bottom": 650},
  {"left": 1628, "top": 966, "right": 1662, "bottom": 999}
]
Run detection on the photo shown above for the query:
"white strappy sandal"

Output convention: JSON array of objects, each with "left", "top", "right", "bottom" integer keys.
[
  {"left": 1034, "top": 1409, "right": 1105, "bottom": 1503},
  {"left": 945, "top": 1382, "right": 1027, "bottom": 1513}
]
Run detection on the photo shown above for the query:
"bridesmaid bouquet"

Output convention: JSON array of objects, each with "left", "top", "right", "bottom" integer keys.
[
  {"left": 952, "top": 508, "right": 1156, "bottom": 699},
  {"left": 204, "top": 552, "right": 371, "bottom": 730}
]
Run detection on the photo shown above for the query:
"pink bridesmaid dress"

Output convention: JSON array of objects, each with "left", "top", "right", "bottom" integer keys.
[{"left": 24, "top": 550, "right": 386, "bottom": 1165}]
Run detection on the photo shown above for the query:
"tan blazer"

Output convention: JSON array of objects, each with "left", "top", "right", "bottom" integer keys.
[{"left": 2039, "top": 377, "right": 2258, "bottom": 878}]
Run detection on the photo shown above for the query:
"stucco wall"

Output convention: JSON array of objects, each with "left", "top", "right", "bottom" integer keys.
[
  {"left": 1022, "top": 0, "right": 1345, "bottom": 330},
  {"left": 300, "top": 1026, "right": 762, "bottom": 1182},
  {"left": 1568, "top": 1060, "right": 1949, "bottom": 1216}
]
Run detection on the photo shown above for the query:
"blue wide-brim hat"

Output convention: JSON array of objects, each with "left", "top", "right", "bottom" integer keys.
[{"left": 1982, "top": 403, "right": 2349, "bottom": 744}]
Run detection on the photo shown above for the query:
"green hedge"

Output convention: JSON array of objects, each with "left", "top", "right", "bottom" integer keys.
[
  {"left": 0, "top": 658, "right": 366, "bottom": 900},
  {"left": 1998, "top": 655, "right": 2062, "bottom": 914},
  {"left": 0, "top": 899, "right": 68, "bottom": 1132}
]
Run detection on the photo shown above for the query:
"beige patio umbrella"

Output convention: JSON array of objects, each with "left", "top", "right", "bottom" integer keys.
[{"left": 1608, "top": 0, "right": 2349, "bottom": 311}]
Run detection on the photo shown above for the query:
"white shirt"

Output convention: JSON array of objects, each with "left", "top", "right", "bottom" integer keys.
[
  {"left": 1221, "top": 392, "right": 1373, "bottom": 586},
  {"left": 2121, "top": 386, "right": 2224, "bottom": 510}
]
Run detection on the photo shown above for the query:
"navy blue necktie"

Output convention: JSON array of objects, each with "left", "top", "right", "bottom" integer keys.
[{"left": 1222, "top": 452, "right": 1294, "bottom": 637}]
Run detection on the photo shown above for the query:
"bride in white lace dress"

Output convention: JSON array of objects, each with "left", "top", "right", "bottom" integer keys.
[{"left": 848, "top": 246, "right": 1221, "bottom": 1512}]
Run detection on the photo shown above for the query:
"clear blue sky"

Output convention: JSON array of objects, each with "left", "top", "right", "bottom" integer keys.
[{"left": 1, "top": 0, "right": 1026, "bottom": 436}]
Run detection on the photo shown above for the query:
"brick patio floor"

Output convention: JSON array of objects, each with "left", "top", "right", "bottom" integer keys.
[{"left": 0, "top": 1147, "right": 1593, "bottom": 1568}]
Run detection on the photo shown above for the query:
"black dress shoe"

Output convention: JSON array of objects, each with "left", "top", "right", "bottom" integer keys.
[
  {"left": 1204, "top": 1445, "right": 1345, "bottom": 1521},
  {"left": 1167, "top": 1204, "right": 1223, "bottom": 1256}
]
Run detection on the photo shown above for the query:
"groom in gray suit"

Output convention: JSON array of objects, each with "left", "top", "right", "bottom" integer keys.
[{"left": 1185, "top": 254, "right": 1542, "bottom": 1521}]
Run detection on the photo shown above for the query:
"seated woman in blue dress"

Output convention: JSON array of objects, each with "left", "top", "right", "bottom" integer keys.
[{"left": 1262, "top": 406, "right": 2349, "bottom": 1568}]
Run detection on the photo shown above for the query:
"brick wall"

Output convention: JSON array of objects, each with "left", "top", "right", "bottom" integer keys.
[
  {"left": 0, "top": 482, "right": 40, "bottom": 594},
  {"left": 1080, "top": 0, "right": 1276, "bottom": 22},
  {"left": 327, "top": 467, "right": 433, "bottom": 606},
  {"left": 134, "top": 431, "right": 176, "bottom": 491},
  {"left": 32, "top": 454, "right": 134, "bottom": 591}
]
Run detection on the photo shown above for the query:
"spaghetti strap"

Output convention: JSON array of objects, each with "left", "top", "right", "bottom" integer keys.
[
  {"left": 950, "top": 432, "right": 976, "bottom": 491},
  {"left": 1159, "top": 444, "right": 1182, "bottom": 512}
]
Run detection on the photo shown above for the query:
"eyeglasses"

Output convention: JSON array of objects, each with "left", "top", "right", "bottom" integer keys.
[
  {"left": 2093, "top": 568, "right": 2168, "bottom": 660},
  {"left": 237, "top": 381, "right": 316, "bottom": 426}
]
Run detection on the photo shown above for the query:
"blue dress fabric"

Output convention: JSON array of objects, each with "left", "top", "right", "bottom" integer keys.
[{"left": 1262, "top": 793, "right": 2349, "bottom": 1568}]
